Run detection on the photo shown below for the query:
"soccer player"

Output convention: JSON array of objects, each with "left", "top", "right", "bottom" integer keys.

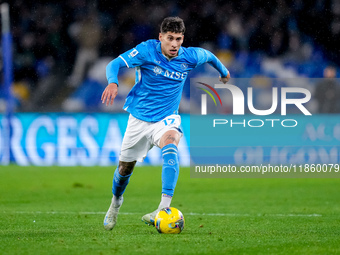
[{"left": 101, "top": 17, "right": 230, "bottom": 230}]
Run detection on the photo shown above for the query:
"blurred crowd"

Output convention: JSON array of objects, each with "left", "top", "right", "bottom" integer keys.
[{"left": 1, "top": 0, "right": 340, "bottom": 113}]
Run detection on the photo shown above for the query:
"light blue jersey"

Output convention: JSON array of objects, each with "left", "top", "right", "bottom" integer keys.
[{"left": 107, "top": 39, "right": 229, "bottom": 122}]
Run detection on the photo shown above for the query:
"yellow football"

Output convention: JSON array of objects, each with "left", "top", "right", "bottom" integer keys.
[{"left": 155, "top": 207, "right": 185, "bottom": 234}]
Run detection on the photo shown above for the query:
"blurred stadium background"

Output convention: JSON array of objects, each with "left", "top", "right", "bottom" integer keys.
[
  {"left": 1, "top": 0, "right": 340, "bottom": 166},
  {"left": 1, "top": 3, "right": 340, "bottom": 254}
]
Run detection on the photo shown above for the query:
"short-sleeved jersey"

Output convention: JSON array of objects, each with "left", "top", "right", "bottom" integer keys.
[{"left": 118, "top": 39, "right": 228, "bottom": 122}]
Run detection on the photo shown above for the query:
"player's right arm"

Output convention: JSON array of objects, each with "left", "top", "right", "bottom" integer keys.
[
  {"left": 101, "top": 57, "right": 126, "bottom": 106},
  {"left": 101, "top": 82, "right": 118, "bottom": 106},
  {"left": 102, "top": 41, "right": 149, "bottom": 106}
]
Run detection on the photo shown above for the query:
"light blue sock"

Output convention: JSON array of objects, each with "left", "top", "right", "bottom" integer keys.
[
  {"left": 112, "top": 167, "right": 132, "bottom": 197},
  {"left": 161, "top": 144, "right": 179, "bottom": 197}
]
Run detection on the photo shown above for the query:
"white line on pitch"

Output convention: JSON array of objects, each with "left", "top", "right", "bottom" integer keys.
[{"left": 2, "top": 211, "right": 322, "bottom": 217}]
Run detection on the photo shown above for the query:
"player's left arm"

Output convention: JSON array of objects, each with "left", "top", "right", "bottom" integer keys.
[{"left": 194, "top": 48, "right": 230, "bottom": 84}]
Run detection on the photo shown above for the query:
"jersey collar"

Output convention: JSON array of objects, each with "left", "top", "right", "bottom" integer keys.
[{"left": 156, "top": 41, "right": 184, "bottom": 59}]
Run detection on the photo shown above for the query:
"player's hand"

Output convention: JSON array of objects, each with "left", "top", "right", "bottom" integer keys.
[
  {"left": 219, "top": 72, "right": 230, "bottom": 84},
  {"left": 101, "top": 83, "right": 118, "bottom": 106}
]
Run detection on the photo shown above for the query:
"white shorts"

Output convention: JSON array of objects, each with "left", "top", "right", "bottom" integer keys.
[{"left": 119, "top": 114, "right": 183, "bottom": 162}]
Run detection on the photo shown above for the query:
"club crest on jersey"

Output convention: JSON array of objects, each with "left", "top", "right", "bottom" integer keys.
[
  {"left": 129, "top": 49, "right": 139, "bottom": 58},
  {"left": 153, "top": 66, "right": 163, "bottom": 75},
  {"left": 181, "top": 63, "right": 188, "bottom": 70}
]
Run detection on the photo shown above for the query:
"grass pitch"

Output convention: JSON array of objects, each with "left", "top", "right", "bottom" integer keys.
[{"left": 0, "top": 165, "right": 339, "bottom": 255}]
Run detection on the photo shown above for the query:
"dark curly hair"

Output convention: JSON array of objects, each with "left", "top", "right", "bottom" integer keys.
[{"left": 160, "top": 17, "right": 185, "bottom": 34}]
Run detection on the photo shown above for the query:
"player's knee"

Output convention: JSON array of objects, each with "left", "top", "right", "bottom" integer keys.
[
  {"left": 118, "top": 161, "right": 136, "bottom": 176},
  {"left": 160, "top": 130, "right": 181, "bottom": 148}
]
